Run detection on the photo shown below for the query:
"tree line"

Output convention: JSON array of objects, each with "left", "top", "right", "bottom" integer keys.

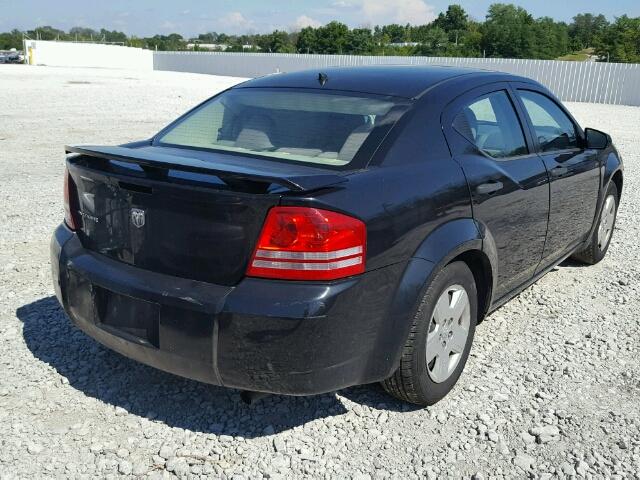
[{"left": 2, "top": 4, "right": 639, "bottom": 63}]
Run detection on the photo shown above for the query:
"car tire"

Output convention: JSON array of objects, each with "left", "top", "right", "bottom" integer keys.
[
  {"left": 381, "top": 261, "right": 477, "bottom": 406},
  {"left": 571, "top": 182, "right": 619, "bottom": 265}
]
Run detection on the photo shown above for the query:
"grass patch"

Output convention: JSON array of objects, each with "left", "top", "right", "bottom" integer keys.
[{"left": 557, "top": 48, "right": 595, "bottom": 62}]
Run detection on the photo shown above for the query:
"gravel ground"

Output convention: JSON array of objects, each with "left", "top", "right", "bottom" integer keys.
[{"left": 1, "top": 65, "right": 639, "bottom": 479}]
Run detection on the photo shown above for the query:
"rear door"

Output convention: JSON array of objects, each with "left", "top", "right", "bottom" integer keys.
[
  {"left": 512, "top": 86, "right": 600, "bottom": 266},
  {"left": 443, "top": 83, "right": 549, "bottom": 299}
]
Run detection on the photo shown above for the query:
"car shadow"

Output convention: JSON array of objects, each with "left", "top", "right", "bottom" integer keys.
[{"left": 16, "top": 296, "right": 416, "bottom": 437}]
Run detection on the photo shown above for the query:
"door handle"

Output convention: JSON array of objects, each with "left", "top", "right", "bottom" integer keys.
[
  {"left": 476, "top": 181, "right": 503, "bottom": 195},
  {"left": 550, "top": 166, "right": 568, "bottom": 177}
]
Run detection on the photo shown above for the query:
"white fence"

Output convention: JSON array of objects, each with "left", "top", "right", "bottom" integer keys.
[
  {"left": 154, "top": 51, "right": 640, "bottom": 106},
  {"left": 24, "top": 40, "right": 153, "bottom": 71}
]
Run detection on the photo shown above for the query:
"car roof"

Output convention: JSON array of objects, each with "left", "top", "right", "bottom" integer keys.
[{"left": 233, "top": 65, "right": 529, "bottom": 99}]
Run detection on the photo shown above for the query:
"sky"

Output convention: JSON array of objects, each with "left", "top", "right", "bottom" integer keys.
[{"left": 1, "top": 0, "right": 639, "bottom": 37}]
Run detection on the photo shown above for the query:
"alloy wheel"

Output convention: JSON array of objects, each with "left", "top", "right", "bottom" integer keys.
[
  {"left": 426, "top": 284, "right": 471, "bottom": 384},
  {"left": 597, "top": 194, "right": 616, "bottom": 251}
]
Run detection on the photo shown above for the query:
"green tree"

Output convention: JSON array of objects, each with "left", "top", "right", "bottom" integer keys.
[
  {"left": 416, "top": 27, "right": 449, "bottom": 56},
  {"left": 408, "top": 24, "right": 431, "bottom": 43},
  {"left": 0, "top": 29, "right": 23, "bottom": 50},
  {"left": 68, "top": 27, "right": 98, "bottom": 40},
  {"left": 3, "top": 6, "right": 639, "bottom": 62},
  {"left": 459, "top": 21, "right": 484, "bottom": 57},
  {"left": 296, "top": 27, "right": 317, "bottom": 53},
  {"left": 481, "top": 3, "right": 536, "bottom": 58},
  {"left": 569, "top": 13, "right": 609, "bottom": 50},
  {"left": 533, "top": 18, "right": 569, "bottom": 59},
  {"left": 100, "top": 29, "right": 128, "bottom": 44},
  {"left": 28, "top": 26, "right": 67, "bottom": 41},
  {"left": 315, "top": 21, "right": 349, "bottom": 54},
  {"left": 434, "top": 4, "right": 469, "bottom": 45},
  {"left": 143, "top": 33, "right": 187, "bottom": 51},
  {"left": 381, "top": 24, "right": 407, "bottom": 43},
  {"left": 127, "top": 36, "right": 145, "bottom": 48},
  {"left": 346, "top": 28, "right": 374, "bottom": 54},
  {"left": 595, "top": 15, "right": 640, "bottom": 63},
  {"left": 197, "top": 32, "right": 219, "bottom": 43},
  {"left": 257, "top": 30, "right": 294, "bottom": 53}
]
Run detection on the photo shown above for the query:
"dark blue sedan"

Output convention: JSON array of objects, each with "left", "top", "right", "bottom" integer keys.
[{"left": 52, "top": 66, "right": 623, "bottom": 405}]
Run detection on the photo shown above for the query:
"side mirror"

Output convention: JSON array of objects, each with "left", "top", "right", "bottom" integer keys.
[{"left": 585, "top": 128, "right": 610, "bottom": 150}]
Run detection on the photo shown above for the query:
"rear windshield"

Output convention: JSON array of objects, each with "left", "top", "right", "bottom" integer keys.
[{"left": 156, "top": 88, "right": 409, "bottom": 167}]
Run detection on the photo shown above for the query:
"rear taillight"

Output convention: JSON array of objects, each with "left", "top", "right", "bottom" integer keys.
[
  {"left": 247, "top": 207, "right": 366, "bottom": 281},
  {"left": 63, "top": 167, "right": 78, "bottom": 231}
]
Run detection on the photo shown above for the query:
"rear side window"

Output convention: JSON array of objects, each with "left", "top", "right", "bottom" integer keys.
[
  {"left": 157, "top": 88, "right": 408, "bottom": 168},
  {"left": 518, "top": 90, "right": 578, "bottom": 152},
  {"left": 453, "top": 91, "right": 528, "bottom": 159}
]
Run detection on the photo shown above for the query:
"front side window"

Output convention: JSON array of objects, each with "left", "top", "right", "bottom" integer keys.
[
  {"left": 518, "top": 90, "right": 578, "bottom": 152},
  {"left": 452, "top": 91, "right": 528, "bottom": 159},
  {"left": 157, "top": 88, "right": 408, "bottom": 167}
]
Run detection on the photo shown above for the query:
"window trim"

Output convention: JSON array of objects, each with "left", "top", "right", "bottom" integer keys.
[
  {"left": 443, "top": 83, "right": 534, "bottom": 162},
  {"left": 512, "top": 87, "right": 585, "bottom": 155}
]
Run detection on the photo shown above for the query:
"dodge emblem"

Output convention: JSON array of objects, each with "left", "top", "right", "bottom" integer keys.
[{"left": 131, "top": 208, "right": 146, "bottom": 228}]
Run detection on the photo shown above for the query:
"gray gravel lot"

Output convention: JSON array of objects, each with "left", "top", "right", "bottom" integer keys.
[{"left": 1, "top": 65, "right": 639, "bottom": 479}]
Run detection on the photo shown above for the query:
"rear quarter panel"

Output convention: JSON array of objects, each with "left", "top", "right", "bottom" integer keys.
[
  {"left": 278, "top": 95, "right": 477, "bottom": 376},
  {"left": 280, "top": 94, "right": 474, "bottom": 272}
]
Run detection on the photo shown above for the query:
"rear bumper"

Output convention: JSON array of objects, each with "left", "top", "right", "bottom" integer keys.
[{"left": 51, "top": 224, "right": 406, "bottom": 395}]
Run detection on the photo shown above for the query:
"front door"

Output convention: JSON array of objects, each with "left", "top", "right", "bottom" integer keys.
[
  {"left": 513, "top": 88, "right": 601, "bottom": 266},
  {"left": 443, "top": 84, "right": 549, "bottom": 300}
]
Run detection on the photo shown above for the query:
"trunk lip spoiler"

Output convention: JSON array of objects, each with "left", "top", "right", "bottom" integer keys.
[{"left": 64, "top": 145, "right": 348, "bottom": 192}]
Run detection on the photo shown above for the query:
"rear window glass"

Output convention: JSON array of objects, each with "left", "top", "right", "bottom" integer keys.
[{"left": 157, "top": 88, "right": 408, "bottom": 167}]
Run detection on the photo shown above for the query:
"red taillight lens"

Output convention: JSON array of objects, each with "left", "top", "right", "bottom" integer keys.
[
  {"left": 63, "top": 167, "right": 78, "bottom": 231},
  {"left": 247, "top": 207, "right": 366, "bottom": 281}
]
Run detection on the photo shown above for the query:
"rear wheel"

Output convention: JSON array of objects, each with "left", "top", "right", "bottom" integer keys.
[
  {"left": 381, "top": 261, "right": 477, "bottom": 406},
  {"left": 571, "top": 182, "right": 619, "bottom": 265}
]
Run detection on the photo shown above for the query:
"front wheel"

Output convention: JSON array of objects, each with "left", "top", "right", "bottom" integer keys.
[
  {"left": 381, "top": 261, "right": 477, "bottom": 406},
  {"left": 571, "top": 182, "right": 619, "bottom": 265}
]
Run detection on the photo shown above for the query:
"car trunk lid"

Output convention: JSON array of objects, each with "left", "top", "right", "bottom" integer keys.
[{"left": 65, "top": 144, "right": 347, "bottom": 286}]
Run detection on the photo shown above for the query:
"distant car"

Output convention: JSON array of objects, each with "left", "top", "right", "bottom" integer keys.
[
  {"left": 7, "top": 51, "right": 23, "bottom": 63},
  {"left": 52, "top": 66, "right": 623, "bottom": 405},
  {"left": 0, "top": 51, "right": 22, "bottom": 63}
]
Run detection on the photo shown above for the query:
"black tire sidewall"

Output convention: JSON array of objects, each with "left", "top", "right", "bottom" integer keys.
[{"left": 411, "top": 261, "right": 478, "bottom": 404}]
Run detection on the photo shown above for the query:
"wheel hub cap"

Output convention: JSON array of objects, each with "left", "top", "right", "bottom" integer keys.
[
  {"left": 426, "top": 284, "right": 471, "bottom": 384},
  {"left": 597, "top": 194, "right": 616, "bottom": 250}
]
